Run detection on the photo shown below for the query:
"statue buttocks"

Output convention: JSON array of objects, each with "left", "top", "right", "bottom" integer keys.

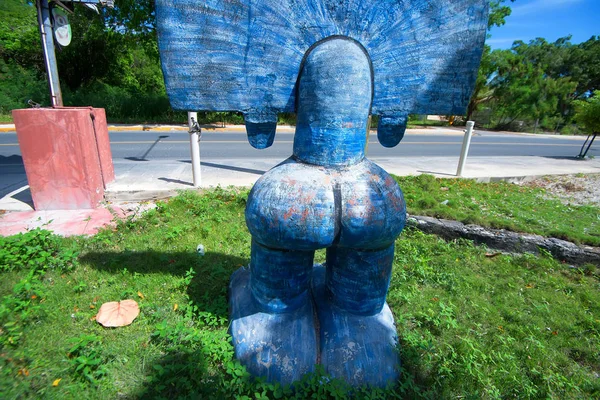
[{"left": 246, "top": 158, "right": 406, "bottom": 251}]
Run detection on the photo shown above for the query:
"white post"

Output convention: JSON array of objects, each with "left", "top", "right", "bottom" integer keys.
[
  {"left": 456, "top": 121, "right": 475, "bottom": 177},
  {"left": 188, "top": 112, "right": 202, "bottom": 187}
]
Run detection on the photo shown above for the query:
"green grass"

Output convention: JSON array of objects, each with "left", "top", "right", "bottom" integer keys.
[
  {"left": 396, "top": 174, "right": 600, "bottom": 246},
  {"left": 1, "top": 187, "right": 599, "bottom": 399}
]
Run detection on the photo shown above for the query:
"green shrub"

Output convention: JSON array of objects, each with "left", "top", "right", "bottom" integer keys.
[
  {"left": 0, "top": 228, "right": 78, "bottom": 273},
  {"left": 0, "top": 60, "right": 48, "bottom": 114}
]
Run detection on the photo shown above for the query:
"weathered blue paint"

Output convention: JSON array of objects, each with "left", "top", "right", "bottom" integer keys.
[
  {"left": 337, "top": 160, "right": 406, "bottom": 249},
  {"left": 235, "top": 37, "right": 408, "bottom": 387},
  {"left": 245, "top": 159, "right": 337, "bottom": 250},
  {"left": 312, "top": 265, "right": 401, "bottom": 387},
  {"left": 249, "top": 240, "right": 314, "bottom": 313},
  {"left": 246, "top": 157, "right": 406, "bottom": 250},
  {"left": 325, "top": 245, "right": 395, "bottom": 315},
  {"left": 229, "top": 266, "right": 318, "bottom": 384},
  {"left": 294, "top": 38, "right": 370, "bottom": 166},
  {"left": 245, "top": 111, "right": 278, "bottom": 149},
  {"left": 156, "top": 0, "right": 489, "bottom": 388},
  {"left": 377, "top": 115, "right": 409, "bottom": 148},
  {"left": 155, "top": 0, "right": 489, "bottom": 147}
]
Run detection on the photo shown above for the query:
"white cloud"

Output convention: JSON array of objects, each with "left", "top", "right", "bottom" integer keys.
[{"left": 511, "top": 0, "right": 584, "bottom": 16}]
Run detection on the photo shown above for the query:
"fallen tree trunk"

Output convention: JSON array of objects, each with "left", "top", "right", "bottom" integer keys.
[{"left": 407, "top": 215, "right": 600, "bottom": 266}]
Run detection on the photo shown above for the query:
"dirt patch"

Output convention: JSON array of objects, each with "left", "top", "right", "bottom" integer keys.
[{"left": 522, "top": 174, "right": 600, "bottom": 207}]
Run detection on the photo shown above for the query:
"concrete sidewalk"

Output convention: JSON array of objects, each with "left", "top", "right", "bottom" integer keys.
[
  {"left": 1, "top": 122, "right": 599, "bottom": 235},
  {"left": 104, "top": 155, "right": 600, "bottom": 200},
  {"left": 1, "top": 151, "right": 599, "bottom": 237}
]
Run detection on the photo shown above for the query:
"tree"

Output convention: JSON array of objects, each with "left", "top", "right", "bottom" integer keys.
[
  {"left": 102, "top": 0, "right": 156, "bottom": 39},
  {"left": 465, "top": 0, "right": 516, "bottom": 121},
  {"left": 502, "top": 38, "right": 577, "bottom": 131},
  {"left": 0, "top": 0, "right": 49, "bottom": 109},
  {"left": 0, "top": 0, "right": 167, "bottom": 117},
  {"left": 488, "top": 0, "right": 515, "bottom": 29},
  {"left": 467, "top": 33, "right": 599, "bottom": 132},
  {"left": 484, "top": 40, "right": 577, "bottom": 131},
  {"left": 574, "top": 91, "right": 600, "bottom": 134},
  {"left": 0, "top": 0, "right": 43, "bottom": 69},
  {"left": 565, "top": 36, "right": 600, "bottom": 99},
  {"left": 24, "top": 0, "right": 162, "bottom": 96}
]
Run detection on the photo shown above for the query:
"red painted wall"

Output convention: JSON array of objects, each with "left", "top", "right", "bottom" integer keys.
[{"left": 12, "top": 107, "right": 114, "bottom": 210}]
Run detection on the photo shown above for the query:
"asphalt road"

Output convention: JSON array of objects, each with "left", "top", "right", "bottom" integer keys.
[{"left": 0, "top": 128, "right": 596, "bottom": 162}]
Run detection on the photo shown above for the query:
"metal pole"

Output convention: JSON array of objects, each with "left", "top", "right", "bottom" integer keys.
[
  {"left": 577, "top": 132, "right": 597, "bottom": 159},
  {"left": 188, "top": 112, "right": 202, "bottom": 187},
  {"left": 36, "top": 0, "right": 63, "bottom": 106},
  {"left": 456, "top": 121, "right": 475, "bottom": 177}
]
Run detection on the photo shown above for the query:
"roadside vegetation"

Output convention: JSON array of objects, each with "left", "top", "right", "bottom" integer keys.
[
  {"left": 1, "top": 184, "right": 599, "bottom": 399},
  {"left": 398, "top": 174, "right": 600, "bottom": 246}
]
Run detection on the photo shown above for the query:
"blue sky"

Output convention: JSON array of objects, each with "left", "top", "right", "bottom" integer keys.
[{"left": 488, "top": 0, "right": 600, "bottom": 49}]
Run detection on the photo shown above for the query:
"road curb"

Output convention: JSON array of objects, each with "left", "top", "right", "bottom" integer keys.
[
  {"left": 104, "top": 189, "right": 187, "bottom": 202},
  {"left": 473, "top": 175, "right": 548, "bottom": 183},
  {"left": 102, "top": 172, "right": 596, "bottom": 203},
  {"left": 3, "top": 170, "right": 598, "bottom": 210},
  {"left": 408, "top": 215, "right": 600, "bottom": 266}
]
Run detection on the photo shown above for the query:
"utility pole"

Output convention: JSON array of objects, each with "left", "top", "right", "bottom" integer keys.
[
  {"left": 35, "top": 0, "right": 114, "bottom": 107},
  {"left": 36, "top": 0, "right": 63, "bottom": 107}
]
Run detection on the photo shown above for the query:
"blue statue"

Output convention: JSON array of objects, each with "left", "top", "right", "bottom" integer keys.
[{"left": 156, "top": 0, "right": 488, "bottom": 387}]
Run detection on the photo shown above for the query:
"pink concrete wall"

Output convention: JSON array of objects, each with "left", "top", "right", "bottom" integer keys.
[{"left": 12, "top": 107, "right": 115, "bottom": 210}]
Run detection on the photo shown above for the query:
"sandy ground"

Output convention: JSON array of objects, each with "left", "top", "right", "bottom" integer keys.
[{"left": 523, "top": 173, "right": 600, "bottom": 207}]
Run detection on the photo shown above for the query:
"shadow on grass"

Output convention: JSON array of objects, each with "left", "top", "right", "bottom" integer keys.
[
  {"left": 135, "top": 350, "right": 212, "bottom": 399},
  {"left": 80, "top": 249, "right": 247, "bottom": 398},
  {"left": 396, "top": 336, "right": 442, "bottom": 398},
  {"left": 79, "top": 249, "right": 434, "bottom": 398},
  {"left": 80, "top": 249, "right": 245, "bottom": 320}
]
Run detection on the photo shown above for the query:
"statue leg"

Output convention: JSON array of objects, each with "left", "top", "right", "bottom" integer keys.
[
  {"left": 312, "top": 244, "right": 400, "bottom": 387},
  {"left": 229, "top": 239, "right": 317, "bottom": 384}
]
